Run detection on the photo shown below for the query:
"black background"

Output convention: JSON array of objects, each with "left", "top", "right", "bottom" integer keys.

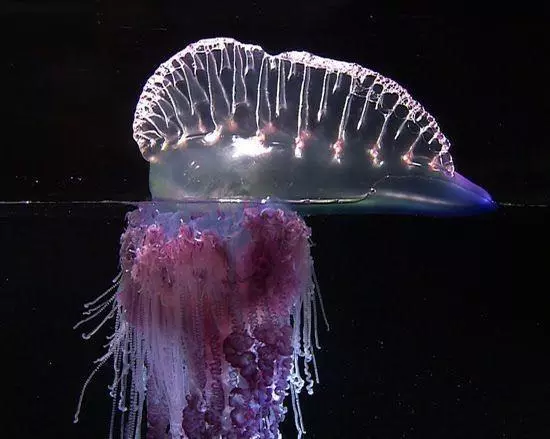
[{"left": 1, "top": 2, "right": 549, "bottom": 438}]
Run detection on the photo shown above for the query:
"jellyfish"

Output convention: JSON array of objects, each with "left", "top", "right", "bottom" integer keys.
[{"left": 74, "top": 37, "right": 495, "bottom": 439}]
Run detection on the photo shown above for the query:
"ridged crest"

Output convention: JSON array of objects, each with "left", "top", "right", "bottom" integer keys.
[{"left": 133, "top": 37, "right": 453, "bottom": 177}]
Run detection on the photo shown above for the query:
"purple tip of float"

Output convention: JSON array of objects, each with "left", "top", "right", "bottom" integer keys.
[
  {"left": 313, "top": 167, "right": 496, "bottom": 216},
  {"left": 348, "top": 170, "right": 497, "bottom": 216},
  {"left": 450, "top": 172, "right": 496, "bottom": 211}
]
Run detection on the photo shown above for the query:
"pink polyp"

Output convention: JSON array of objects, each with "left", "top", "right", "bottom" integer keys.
[{"left": 112, "top": 204, "right": 317, "bottom": 438}]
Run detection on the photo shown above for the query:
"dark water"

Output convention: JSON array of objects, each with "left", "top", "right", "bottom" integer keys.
[
  {"left": 2, "top": 2, "right": 547, "bottom": 438},
  {"left": 2, "top": 204, "right": 549, "bottom": 438}
]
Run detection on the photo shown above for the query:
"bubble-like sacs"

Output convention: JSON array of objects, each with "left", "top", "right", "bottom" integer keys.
[{"left": 133, "top": 37, "right": 494, "bottom": 214}]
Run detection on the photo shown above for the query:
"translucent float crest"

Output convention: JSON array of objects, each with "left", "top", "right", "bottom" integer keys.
[{"left": 133, "top": 37, "right": 494, "bottom": 214}]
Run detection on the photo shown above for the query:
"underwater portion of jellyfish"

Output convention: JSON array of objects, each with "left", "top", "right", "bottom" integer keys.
[
  {"left": 119, "top": 204, "right": 319, "bottom": 438},
  {"left": 76, "top": 202, "right": 323, "bottom": 439},
  {"left": 76, "top": 37, "right": 494, "bottom": 439}
]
